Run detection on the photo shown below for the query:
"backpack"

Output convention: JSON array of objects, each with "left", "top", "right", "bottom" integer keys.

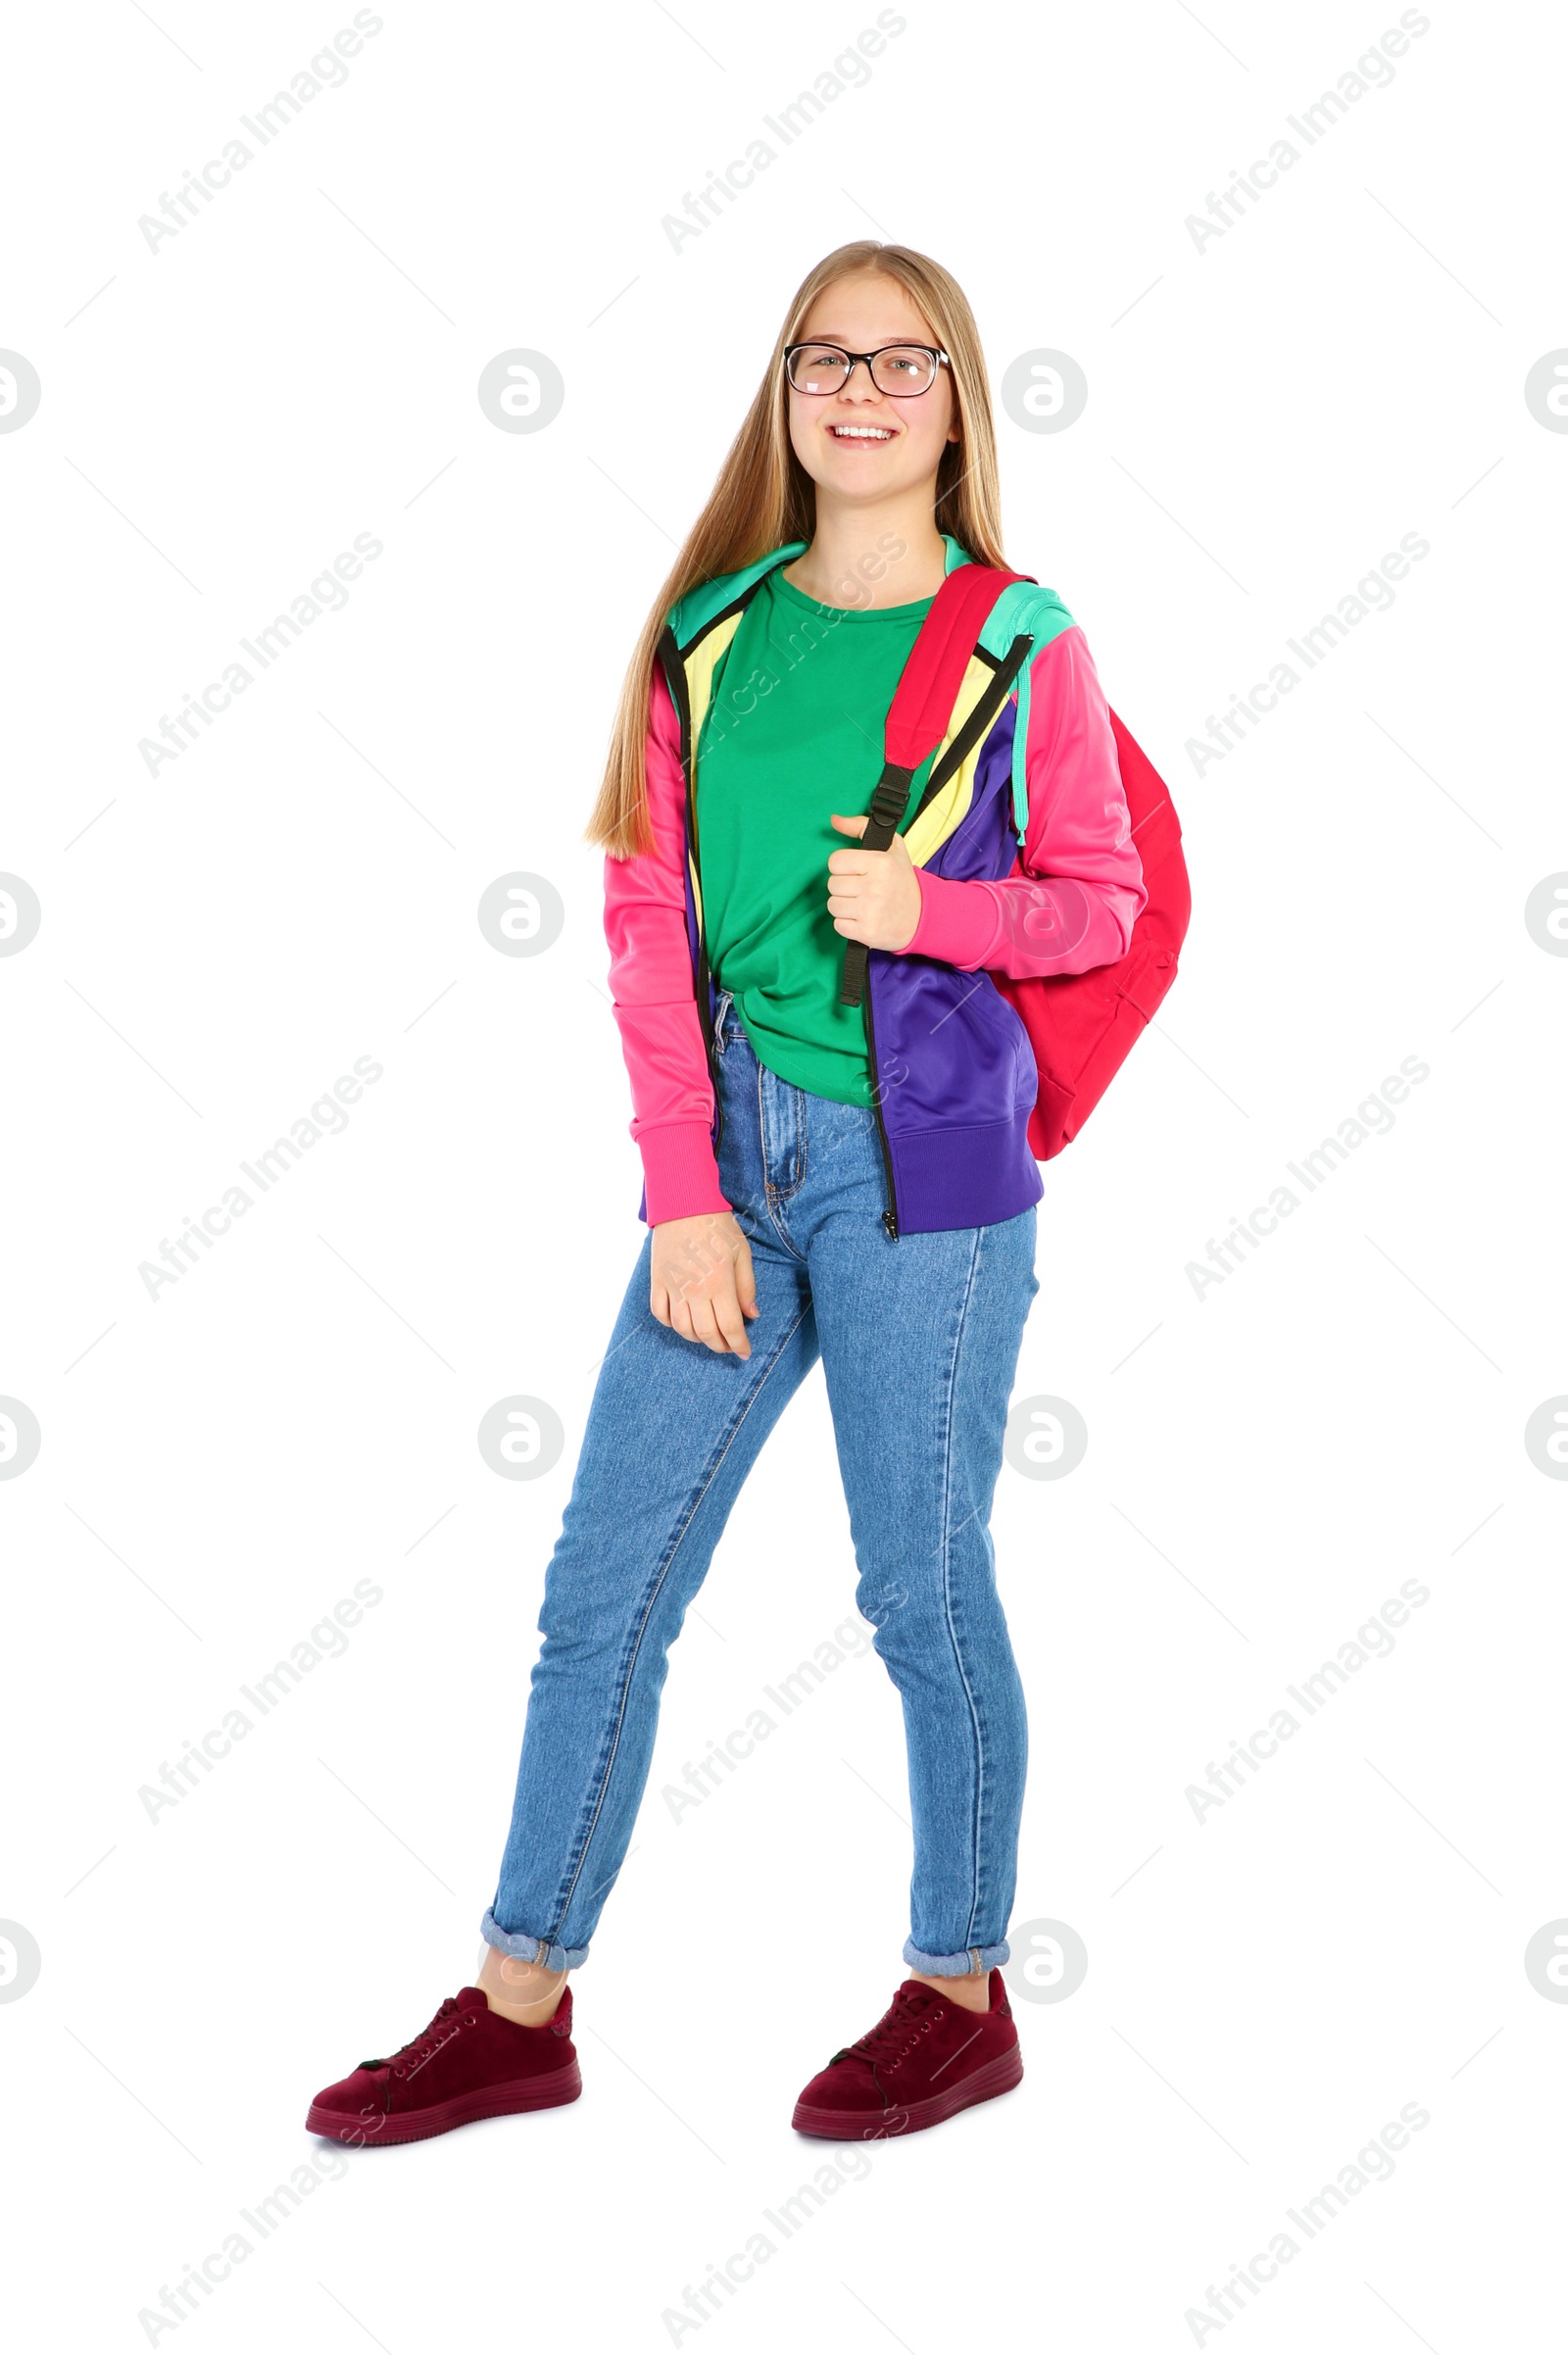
[{"left": 842, "top": 561, "right": 1190, "bottom": 1160}]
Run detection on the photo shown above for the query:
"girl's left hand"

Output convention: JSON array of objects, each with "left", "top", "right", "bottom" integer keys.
[{"left": 826, "top": 813, "right": 922, "bottom": 952}]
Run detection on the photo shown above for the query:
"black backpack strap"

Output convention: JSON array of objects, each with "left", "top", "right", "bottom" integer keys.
[{"left": 839, "top": 760, "right": 918, "bottom": 1008}]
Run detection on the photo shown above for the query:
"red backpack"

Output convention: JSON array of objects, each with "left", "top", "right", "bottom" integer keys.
[{"left": 848, "top": 562, "right": 1190, "bottom": 1160}]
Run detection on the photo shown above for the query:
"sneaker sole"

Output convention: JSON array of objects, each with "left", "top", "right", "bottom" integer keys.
[
  {"left": 306, "top": 2059, "right": 582, "bottom": 2146},
  {"left": 791, "top": 2042, "right": 1022, "bottom": 2139}
]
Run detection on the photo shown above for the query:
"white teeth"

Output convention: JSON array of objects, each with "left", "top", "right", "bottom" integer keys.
[{"left": 830, "top": 425, "right": 892, "bottom": 440}]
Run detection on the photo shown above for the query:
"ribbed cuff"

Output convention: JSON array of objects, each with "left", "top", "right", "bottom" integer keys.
[
  {"left": 638, "top": 1121, "right": 731, "bottom": 1225},
  {"left": 902, "top": 869, "right": 1002, "bottom": 970}
]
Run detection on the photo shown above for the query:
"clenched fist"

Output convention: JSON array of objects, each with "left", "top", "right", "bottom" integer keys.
[{"left": 825, "top": 812, "right": 923, "bottom": 952}]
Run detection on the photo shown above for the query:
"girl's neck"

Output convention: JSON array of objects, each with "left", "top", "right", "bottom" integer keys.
[{"left": 784, "top": 500, "right": 949, "bottom": 611}]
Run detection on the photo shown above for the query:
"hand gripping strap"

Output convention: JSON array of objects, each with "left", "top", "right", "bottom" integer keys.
[{"left": 840, "top": 564, "right": 1034, "bottom": 1008}]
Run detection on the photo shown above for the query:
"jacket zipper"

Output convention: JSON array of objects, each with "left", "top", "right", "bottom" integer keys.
[
  {"left": 860, "top": 951, "right": 901, "bottom": 1239},
  {"left": 662, "top": 625, "right": 725, "bottom": 1154},
  {"left": 699, "top": 933, "right": 723, "bottom": 1153}
]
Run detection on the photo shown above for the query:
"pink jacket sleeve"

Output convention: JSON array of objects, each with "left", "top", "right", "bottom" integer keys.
[
  {"left": 901, "top": 625, "right": 1148, "bottom": 976},
  {"left": 602, "top": 659, "right": 731, "bottom": 1224}
]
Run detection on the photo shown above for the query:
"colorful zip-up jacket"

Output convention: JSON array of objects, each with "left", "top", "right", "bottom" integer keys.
[{"left": 604, "top": 534, "right": 1149, "bottom": 1238}]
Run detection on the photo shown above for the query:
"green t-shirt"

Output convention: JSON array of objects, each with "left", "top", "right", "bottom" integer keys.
[{"left": 694, "top": 566, "right": 937, "bottom": 1107}]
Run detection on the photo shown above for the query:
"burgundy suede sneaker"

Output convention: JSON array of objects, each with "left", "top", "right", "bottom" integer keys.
[
  {"left": 306, "top": 1984, "right": 581, "bottom": 2146},
  {"left": 792, "top": 1970, "right": 1021, "bottom": 2139}
]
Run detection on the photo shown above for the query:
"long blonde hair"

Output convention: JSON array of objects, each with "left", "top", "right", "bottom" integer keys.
[{"left": 586, "top": 241, "right": 1009, "bottom": 859}]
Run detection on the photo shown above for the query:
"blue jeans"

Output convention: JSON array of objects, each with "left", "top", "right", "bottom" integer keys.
[{"left": 482, "top": 993, "right": 1039, "bottom": 1975}]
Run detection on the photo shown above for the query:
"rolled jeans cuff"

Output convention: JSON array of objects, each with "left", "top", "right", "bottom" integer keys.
[
  {"left": 479, "top": 1909, "right": 589, "bottom": 1973},
  {"left": 903, "top": 1938, "right": 1009, "bottom": 1975}
]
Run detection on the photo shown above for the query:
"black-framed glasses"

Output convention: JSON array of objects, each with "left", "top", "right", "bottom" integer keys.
[{"left": 784, "top": 341, "right": 950, "bottom": 398}]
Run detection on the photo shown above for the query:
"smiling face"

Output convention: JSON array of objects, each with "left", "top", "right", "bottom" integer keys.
[{"left": 785, "top": 270, "right": 959, "bottom": 510}]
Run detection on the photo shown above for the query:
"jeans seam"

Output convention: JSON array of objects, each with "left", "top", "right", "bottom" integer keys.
[
  {"left": 766, "top": 1072, "right": 809, "bottom": 1202},
  {"left": 759, "top": 1059, "right": 808, "bottom": 1255},
  {"left": 546, "top": 1299, "right": 814, "bottom": 1942},
  {"left": 938, "top": 1223, "right": 989, "bottom": 1953}
]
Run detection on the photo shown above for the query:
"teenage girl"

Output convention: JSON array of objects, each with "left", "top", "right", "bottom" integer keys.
[{"left": 308, "top": 241, "right": 1147, "bottom": 2146}]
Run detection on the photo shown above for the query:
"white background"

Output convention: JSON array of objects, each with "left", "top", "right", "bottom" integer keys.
[{"left": 3, "top": 0, "right": 1565, "bottom": 2347}]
